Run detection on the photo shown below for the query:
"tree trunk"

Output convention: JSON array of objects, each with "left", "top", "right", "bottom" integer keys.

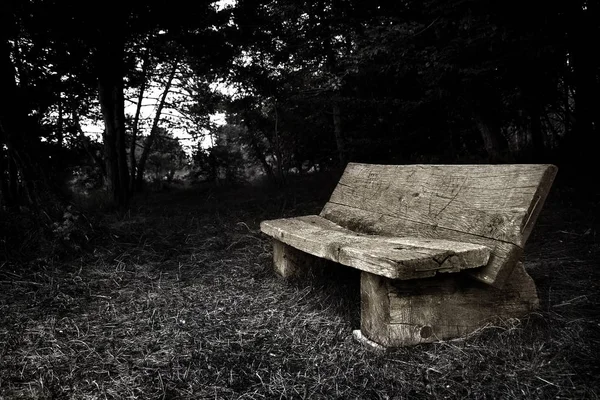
[
  {"left": 0, "top": 29, "right": 43, "bottom": 207},
  {"left": 0, "top": 138, "right": 18, "bottom": 208},
  {"left": 318, "top": 0, "right": 347, "bottom": 169},
  {"left": 568, "top": 1, "right": 599, "bottom": 172},
  {"left": 272, "top": 100, "right": 286, "bottom": 183},
  {"left": 72, "top": 104, "right": 106, "bottom": 177},
  {"left": 57, "top": 94, "right": 64, "bottom": 146},
  {"left": 7, "top": 152, "right": 19, "bottom": 203},
  {"left": 528, "top": 103, "right": 544, "bottom": 161},
  {"left": 332, "top": 100, "right": 346, "bottom": 167},
  {"left": 474, "top": 114, "right": 507, "bottom": 161},
  {"left": 135, "top": 58, "right": 179, "bottom": 190},
  {"left": 247, "top": 130, "right": 276, "bottom": 183},
  {"left": 129, "top": 49, "right": 151, "bottom": 193},
  {"left": 0, "top": 143, "right": 10, "bottom": 207},
  {"left": 97, "top": 35, "right": 129, "bottom": 208}
]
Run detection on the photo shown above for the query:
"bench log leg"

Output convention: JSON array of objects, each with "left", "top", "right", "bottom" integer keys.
[
  {"left": 360, "top": 262, "right": 539, "bottom": 346},
  {"left": 272, "top": 241, "right": 327, "bottom": 278}
]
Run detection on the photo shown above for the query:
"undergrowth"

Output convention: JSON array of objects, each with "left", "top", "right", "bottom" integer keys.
[{"left": 0, "top": 175, "right": 598, "bottom": 399}]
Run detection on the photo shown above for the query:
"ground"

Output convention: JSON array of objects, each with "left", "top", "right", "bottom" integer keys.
[{"left": 0, "top": 173, "right": 599, "bottom": 399}]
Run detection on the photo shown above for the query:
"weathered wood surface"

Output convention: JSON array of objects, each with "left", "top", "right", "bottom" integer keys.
[
  {"left": 261, "top": 163, "right": 556, "bottom": 347},
  {"left": 261, "top": 215, "right": 491, "bottom": 280},
  {"left": 321, "top": 163, "right": 557, "bottom": 286},
  {"left": 361, "top": 262, "right": 539, "bottom": 346},
  {"left": 320, "top": 204, "right": 523, "bottom": 286},
  {"left": 272, "top": 241, "right": 327, "bottom": 278}
]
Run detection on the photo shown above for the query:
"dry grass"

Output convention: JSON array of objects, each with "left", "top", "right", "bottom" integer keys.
[{"left": 1, "top": 176, "right": 599, "bottom": 399}]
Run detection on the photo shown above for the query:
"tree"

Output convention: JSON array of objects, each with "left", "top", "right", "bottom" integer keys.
[
  {"left": 231, "top": 0, "right": 369, "bottom": 168},
  {"left": 564, "top": 0, "right": 600, "bottom": 171},
  {"left": 20, "top": 0, "right": 233, "bottom": 207},
  {"left": 225, "top": 0, "right": 588, "bottom": 168},
  {"left": 125, "top": 29, "right": 227, "bottom": 193},
  {"left": 194, "top": 124, "right": 250, "bottom": 184},
  {"left": 94, "top": 9, "right": 131, "bottom": 207},
  {"left": 143, "top": 128, "right": 188, "bottom": 183},
  {"left": 133, "top": 56, "right": 180, "bottom": 190},
  {"left": 0, "top": 1, "right": 72, "bottom": 208},
  {"left": 2, "top": 0, "right": 597, "bottom": 210}
]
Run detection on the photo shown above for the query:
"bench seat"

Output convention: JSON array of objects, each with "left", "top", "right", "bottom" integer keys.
[{"left": 261, "top": 215, "right": 491, "bottom": 280}]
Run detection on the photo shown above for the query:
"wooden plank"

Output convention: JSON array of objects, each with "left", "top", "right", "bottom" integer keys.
[
  {"left": 261, "top": 215, "right": 490, "bottom": 280},
  {"left": 320, "top": 203, "right": 522, "bottom": 286},
  {"left": 326, "top": 163, "right": 557, "bottom": 247},
  {"left": 321, "top": 163, "right": 556, "bottom": 286},
  {"left": 361, "top": 263, "right": 539, "bottom": 346}
]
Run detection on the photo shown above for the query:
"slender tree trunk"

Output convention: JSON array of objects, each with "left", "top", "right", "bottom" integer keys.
[
  {"left": 57, "top": 93, "right": 64, "bottom": 146},
  {"left": 0, "top": 29, "right": 43, "bottom": 207},
  {"left": 209, "top": 150, "right": 218, "bottom": 184},
  {"left": 7, "top": 152, "right": 19, "bottom": 202},
  {"left": 528, "top": 103, "right": 544, "bottom": 161},
  {"left": 129, "top": 49, "right": 151, "bottom": 193},
  {"left": 474, "top": 114, "right": 507, "bottom": 161},
  {"left": 272, "top": 100, "right": 285, "bottom": 183},
  {"left": 135, "top": 58, "right": 179, "bottom": 190},
  {"left": 0, "top": 142, "right": 10, "bottom": 207},
  {"left": 0, "top": 9, "right": 18, "bottom": 207},
  {"left": 72, "top": 104, "right": 106, "bottom": 177},
  {"left": 247, "top": 130, "right": 276, "bottom": 182},
  {"left": 0, "top": 54, "right": 10, "bottom": 206},
  {"left": 11, "top": 39, "right": 29, "bottom": 90},
  {"left": 97, "top": 33, "right": 129, "bottom": 208},
  {"left": 563, "top": 80, "right": 572, "bottom": 139},
  {"left": 0, "top": 139, "right": 6, "bottom": 205},
  {"left": 332, "top": 100, "right": 346, "bottom": 166},
  {"left": 0, "top": 138, "right": 19, "bottom": 207},
  {"left": 568, "top": 1, "right": 599, "bottom": 172},
  {"left": 319, "top": 0, "right": 347, "bottom": 168}
]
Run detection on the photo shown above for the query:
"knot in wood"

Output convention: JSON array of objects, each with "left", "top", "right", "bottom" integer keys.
[{"left": 420, "top": 326, "right": 433, "bottom": 339}]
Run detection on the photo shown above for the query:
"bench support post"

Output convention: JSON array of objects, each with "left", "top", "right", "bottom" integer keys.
[
  {"left": 272, "top": 241, "right": 327, "bottom": 278},
  {"left": 361, "top": 263, "right": 539, "bottom": 346}
]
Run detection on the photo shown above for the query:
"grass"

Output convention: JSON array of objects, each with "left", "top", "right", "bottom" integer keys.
[{"left": 1, "top": 174, "right": 599, "bottom": 399}]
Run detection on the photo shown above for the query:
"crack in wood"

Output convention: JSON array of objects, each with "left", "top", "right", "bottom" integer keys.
[
  {"left": 324, "top": 200, "right": 523, "bottom": 248},
  {"left": 434, "top": 188, "right": 461, "bottom": 218},
  {"left": 432, "top": 253, "right": 454, "bottom": 266}
]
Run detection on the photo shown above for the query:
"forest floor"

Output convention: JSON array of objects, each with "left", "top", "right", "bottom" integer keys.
[{"left": 0, "top": 172, "right": 599, "bottom": 399}]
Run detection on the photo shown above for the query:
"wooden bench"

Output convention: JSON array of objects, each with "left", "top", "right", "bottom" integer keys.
[{"left": 260, "top": 163, "right": 557, "bottom": 346}]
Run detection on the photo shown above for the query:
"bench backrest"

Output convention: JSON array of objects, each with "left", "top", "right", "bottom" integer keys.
[{"left": 320, "top": 163, "right": 557, "bottom": 287}]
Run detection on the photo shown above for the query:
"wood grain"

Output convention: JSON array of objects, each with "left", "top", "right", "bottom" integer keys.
[
  {"left": 272, "top": 241, "right": 327, "bottom": 278},
  {"left": 261, "top": 215, "right": 490, "bottom": 280},
  {"left": 320, "top": 203, "right": 523, "bottom": 286},
  {"left": 321, "top": 163, "right": 556, "bottom": 286},
  {"left": 326, "top": 163, "right": 556, "bottom": 246},
  {"left": 361, "top": 263, "right": 539, "bottom": 346}
]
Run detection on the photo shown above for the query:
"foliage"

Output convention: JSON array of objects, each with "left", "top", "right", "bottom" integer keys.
[
  {"left": 1, "top": 0, "right": 234, "bottom": 208},
  {"left": 2, "top": 0, "right": 599, "bottom": 204},
  {"left": 144, "top": 129, "right": 188, "bottom": 182},
  {"left": 194, "top": 124, "right": 256, "bottom": 184},
  {"left": 222, "top": 0, "right": 598, "bottom": 173}
]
